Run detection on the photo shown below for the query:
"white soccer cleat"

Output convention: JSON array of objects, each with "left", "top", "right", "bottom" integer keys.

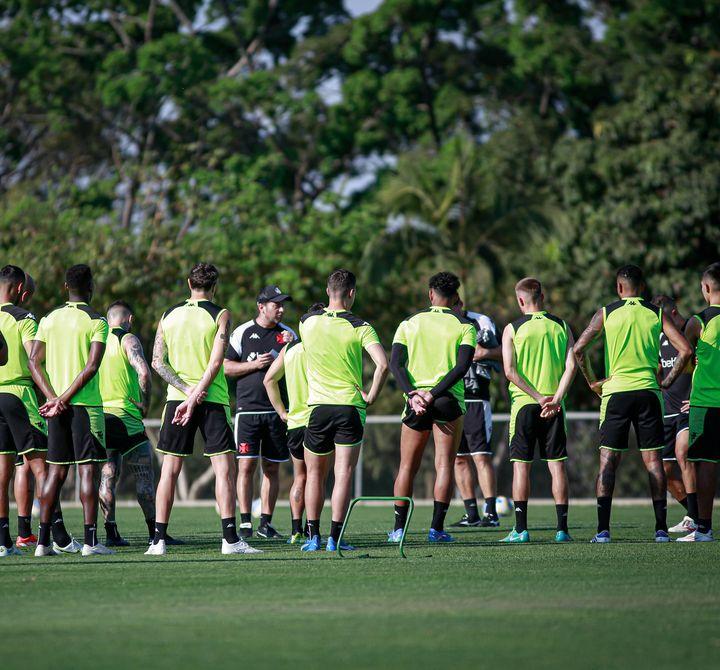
[
  {"left": 677, "top": 529, "right": 714, "bottom": 542},
  {"left": 34, "top": 544, "right": 57, "bottom": 557},
  {"left": 0, "top": 545, "right": 22, "bottom": 557},
  {"left": 221, "top": 538, "right": 263, "bottom": 555},
  {"left": 53, "top": 538, "right": 82, "bottom": 554},
  {"left": 669, "top": 516, "right": 697, "bottom": 534},
  {"left": 81, "top": 542, "right": 115, "bottom": 557},
  {"left": 145, "top": 540, "right": 166, "bottom": 556}
]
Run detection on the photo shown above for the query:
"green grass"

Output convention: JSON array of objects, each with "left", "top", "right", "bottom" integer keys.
[{"left": 4, "top": 502, "right": 719, "bottom": 669}]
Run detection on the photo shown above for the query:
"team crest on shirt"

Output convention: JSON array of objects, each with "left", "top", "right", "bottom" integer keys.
[
  {"left": 275, "top": 333, "right": 285, "bottom": 344},
  {"left": 238, "top": 443, "right": 250, "bottom": 454}
]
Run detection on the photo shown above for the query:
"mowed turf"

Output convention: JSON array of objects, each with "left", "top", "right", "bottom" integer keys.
[{"left": 3, "top": 503, "right": 719, "bottom": 670}]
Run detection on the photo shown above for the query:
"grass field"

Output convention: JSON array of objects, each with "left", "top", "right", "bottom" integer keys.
[{"left": 3, "top": 502, "right": 719, "bottom": 670}]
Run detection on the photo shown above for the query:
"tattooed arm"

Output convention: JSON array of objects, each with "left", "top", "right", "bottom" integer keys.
[
  {"left": 123, "top": 333, "right": 152, "bottom": 417},
  {"left": 660, "top": 311, "right": 693, "bottom": 389},
  {"left": 573, "top": 308, "right": 606, "bottom": 396},
  {"left": 172, "top": 311, "right": 231, "bottom": 426},
  {"left": 152, "top": 320, "right": 192, "bottom": 396}
]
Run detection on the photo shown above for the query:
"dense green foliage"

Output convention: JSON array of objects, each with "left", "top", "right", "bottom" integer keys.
[{"left": 2, "top": 1, "right": 719, "bottom": 415}]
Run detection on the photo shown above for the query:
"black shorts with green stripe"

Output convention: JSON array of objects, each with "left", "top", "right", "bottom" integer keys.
[
  {"left": 47, "top": 405, "right": 106, "bottom": 465},
  {"left": 156, "top": 401, "right": 234, "bottom": 458},
  {"left": 304, "top": 405, "right": 365, "bottom": 456},
  {"left": 599, "top": 390, "right": 664, "bottom": 451},
  {"left": 287, "top": 426, "right": 306, "bottom": 460},
  {"left": 0, "top": 390, "right": 47, "bottom": 458},
  {"left": 688, "top": 406, "right": 720, "bottom": 463},
  {"left": 510, "top": 404, "right": 567, "bottom": 462},
  {"left": 104, "top": 412, "right": 149, "bottom": 455}
]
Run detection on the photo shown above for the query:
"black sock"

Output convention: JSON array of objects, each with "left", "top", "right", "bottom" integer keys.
[
  {"left": 153, "top": 522, "right": 168, "bottom": 544},
  {"left": 678, "top": 496, "right": 688, "bottom": 511},
  {"left": 146, "top": 517, "right": 155, "bottom": 539},
  {"left": 38, "top": 522, "right": 51, "bottom": 546},
  {"left": 698, "top": 518, "right": 712, "bottom": 534},
  {"left": 240, "top": 513, "right": 251, "bottom": 525},
  {"left": 0, "top": 518, "right": 11, "bottom": 548},
  {"left": 221, "top": 517, "right": 240, "bottom": 543},
  {"left": 485, "top": 496, "right": 498, "bottom": 519},
  {"left": 259, "top": 513, "right": 272, "bottom": 528},
  {"left": 653, "top": 499, "right": 668, "bottom": 532},
  {"left": 394, "top": 504, "right": 409, "bottom": 531},
  {"left": 597, "top": 496, "right": 612, "bottom": 533},
  {"left": 307, "top": 519, "right": 320, "bottom": 540},
  {"left": 105, "top": 521, "right": 121, "bottom": 541},
  {"left": 291, "top": 517, "right": 303, "bottom": 534},
  {"left": 51, "top": 510, "right": 71, "bottom": 547},
  {"left": 463, "top": 498, "right": 479, "bottom": 521},
  {"left": 514, "top": 501, "right": 528, "bottom": 533},
  {"left": 18, "top": 515, "right": 32, "bottom": 537},
  {"left": 84, "top": 524, "right": 97, "bottom": 547},
  {"left": 687, "top": 492, "right": 699, "bottom": 523},
  {"left": 431, "top": 500, "right": 449, "bottom": 532},
  {"left": 555, "top": 504, "right": 569, "bottom": 532},
  {"left": 330, "top": 520, "right": 343, "bottom": 542}
]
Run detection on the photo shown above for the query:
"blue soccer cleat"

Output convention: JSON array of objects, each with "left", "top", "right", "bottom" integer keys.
[
  {"left": 554, "top": 530, "right": 573, "bottom": 543},
  {"left": 387, "top": 528, "right": 403, "bottom": 543},
  {"left": 300, "top": 535, "right": 321, "bottom": 552},
  {"left": 499, "top": 529, "right": 529, "bottom": 543},
  {"left": 428, "top": 529, "right": 455, "bottom": 543},
  {"left": 654, "top": 530, "right": 671, "bottom": 543},
  {"left": 591, "top": 530, "right": 611, "bottom": 543},
  {"left": 326, "top": 537, "right": 354, "bottom": 552}
]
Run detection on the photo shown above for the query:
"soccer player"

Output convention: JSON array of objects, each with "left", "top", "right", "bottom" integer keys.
[
  {"left": 224, "top": 285, "right": 295, "bottom": 540},
  {"left": 652, "top": 295, "right": 696, "bottom": 534},
  {"left": 29, "top": 264, "right": 113, "bottom": 556},
  {"left": 147, "top": 263, "right": 260, "bottom": 556},
  {"left": 299, "top": 270, "right": 388, "bottom": 552},
  {"left": 679, "top": 262, "right": 720, "bottom": 542},
  {"left": 499, "top": 278, "right": 576, "bottom": 543},
  {"left": 450, "top": 300, "right": 502, "bottom": 528},
  {"left": 98, "top": 300, "right": 165, "bottom": 546},
  {"left": 574, "top": 265, "right": 692, "bottom": 543},
  {"left": 389, "top": 272, "right": 476, "bottom": 544},
  {"left": 263, "top": 305, "right": 323, "bottom": 544}
]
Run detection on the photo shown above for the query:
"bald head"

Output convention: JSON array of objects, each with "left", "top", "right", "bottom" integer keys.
[{"left": 106, "top": 300, "right": 133, "bottom": 328}]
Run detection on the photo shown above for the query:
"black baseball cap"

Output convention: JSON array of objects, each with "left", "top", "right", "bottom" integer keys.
[{"left": 257, "top": 285, "right": 293, "bottom": 303}]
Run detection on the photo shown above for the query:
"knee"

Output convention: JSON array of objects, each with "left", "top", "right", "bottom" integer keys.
[{"left": 262, "top": 461, "right": 279, "bottom": 477}]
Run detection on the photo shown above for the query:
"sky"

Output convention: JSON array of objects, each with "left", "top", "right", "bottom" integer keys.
[{"left": 345, "top": 0, "right": 383, "bottom": 17}]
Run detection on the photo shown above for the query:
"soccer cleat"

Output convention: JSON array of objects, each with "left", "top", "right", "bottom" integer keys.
[
  {"left": 53, "top": 538, "right": 82, "bottom": 554},
  {"left": 428, "top": 529, "right": 455, "bottom": 543},
  {"left": 479, "top": 515, "right": 501, "bottom": 528},
  {"left": 450, "top": 513, "right": 483, "bottom": 528},
  {"left": 34, "top": 544, "right": 57, "bottom": 557},
  {"left": 256, "top": 523, "right": 283, "bottom": 540},
  {"left": 105, "top": 536, "right": 130, "bottom": 547},
  {"left": 678, "top": 529, "right": 714, "bottom": 542},
  {"left": 238, "top": 522, "right": 253, "bottom": 539},
  {"left": 554, "top": 530, "right": 573, "bottom": 543},
  {"left": 591, "top": 531, "right": 611, "bottom": 543},
  {"left": 82, "top": 542, "right": 115, "bottom": 556},
  {"left": 654, "top": 530, "right": 671, "bottom": 543},
  {"left": 16, "top": 534, "right": 37, "bottom": 548},
  {"left": 387, "top": 528, "right": 403, "bottom": 543},
  {"left": 326, "top": 537, "right": 354, "bottom": 552},
  {"left": 499, "top": 529, "right": 529, "bottom": 543},
  {"left": 287, "top": 532, "right": 305, "bottom": 545},
  {"left": 0, "top": 544, "right": 22, "bottom": 557},
  {"left": 300, "top": 535, "right": 321, "bottom": 552},
  {"left": 145, "top": 540, "right": 167, "bottom": 555},
  {"left": 669, "top": 516, "right": 697, "bottom": 534},
  {"left": 221, "top": 538, "right": 262, "bottom": 555}
]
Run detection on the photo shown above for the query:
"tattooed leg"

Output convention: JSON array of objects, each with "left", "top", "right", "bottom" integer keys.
[
  {"left": 99, "top": 452, "right": 121, "bottom": 524},
  {"left": 125, "top": 442, "right": 156, "bottom": 524}
]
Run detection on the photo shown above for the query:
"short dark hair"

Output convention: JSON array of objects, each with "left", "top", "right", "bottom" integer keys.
[
  {"left": 107, "top": 300, "right": 133, "bottom": 320},
  {"left": 515, "top": 277, "right": 542, "bottom": 303},
  {"left": 65, "top": 264, "right": 93, "bottom": 292},
  {"left": 702, "top": 262, "right": 720, "bottom": 291},
  {"left": 327, "top": 269, "right": 356, "bottom": 295},
  {"left": 0, "top": 265, "right": 26, "bottom": 288},
  {"left": 652, "top": 294, "right": 676, "bottom": 311},
  {"left": 428, "top": 272, "right": 460, "bottom": 298},
  {"left": 188, "top": 263, "right": 219, "bottom": 290},
  {"left": 616, "top": 264, "right": 644, "bottom": 290}
]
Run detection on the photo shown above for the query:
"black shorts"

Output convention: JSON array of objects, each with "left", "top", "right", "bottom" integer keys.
[
  {"left": 304, "top": 405, "right": 366, "bottom": 456},
  {"left": 156, "top": 401, "right": 234, "bottom": 458},
  {"left": 599, "top": 390, "right": 664, "bottom": 451},
  {"left": 47, "top": 405, "right": 106, "bottom": 465},
  {"left": 688, "top": 406, "right": 720, "bottom": 463},
  {"left": 234, "top": 412, "right": 289, "bottom": 462},
  {"left": 457, "top": 400, "right": 492, "bottom": 456},
  {"left": 0, "top": 391, "right": 47, "bottom": 457},
  {"left": 402, "top": 393, "right": 463, "bottom": 432},
  {"left": 662, "top": 413, "right": 689, "bottom": 461},
  {"left": 287, "top": 427, "right": 306, "bottom": 460},
  {"left": 510, "top": 404, "right": 567, "bottom": 462},
  {"left": 104, "top": 413, "right": 149, "bottom": 455}
]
